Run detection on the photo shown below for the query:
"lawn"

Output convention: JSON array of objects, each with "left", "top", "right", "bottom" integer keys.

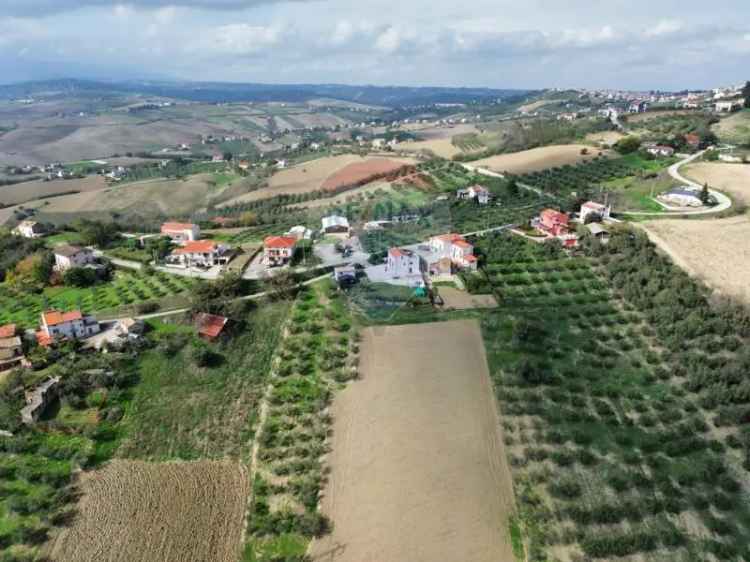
[
  {"left": 0, "top": 269, "right": 197, "bottom": 328},
  {"left": 600, "top": 175, "right": 676, "bottom": 213}
]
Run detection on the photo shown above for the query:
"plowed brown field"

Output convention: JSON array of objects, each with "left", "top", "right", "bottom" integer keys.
[
  {"left": 46, "top": 460, "right": 249, "bottom": 562},
  {"left": 321, "top": 158, "right": 412, "bottom": 190},
  {"left": 309, "top": 320, "right": 514, "bottom": 562}
]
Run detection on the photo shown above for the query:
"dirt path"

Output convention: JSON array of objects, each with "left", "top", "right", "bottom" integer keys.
[{"left": 309, "top": 320, "right": 515, "bottom": 562}]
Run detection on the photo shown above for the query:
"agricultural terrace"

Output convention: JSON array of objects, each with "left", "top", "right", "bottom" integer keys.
[
  {"left": 0, "top": 269, "right": 197, "bottom": 329},
  {"left": 310, "top": 320, "right": 514, "bottom": 562},
  {"left": 465, "top": 229, "right": 750, "bottom": 560},
  {"left": 119, "top": 301, "right": 289, "bottom": 460},
  {"left": 47, "top": 460, "right": 249, "bottom": 562},
  {"left": 514, "top": 153, "right": 675, "bottom": 211},
  {"left": 246, "top": 281, "right": 359, "bottom": 561}
]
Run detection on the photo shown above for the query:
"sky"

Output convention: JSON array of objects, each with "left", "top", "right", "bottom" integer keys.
[{"left": 0, "top": 0, "right": 749, "bottom": 90}]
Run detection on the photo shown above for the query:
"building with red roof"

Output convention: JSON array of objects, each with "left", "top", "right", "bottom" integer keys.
[
  {"left": 161, "top": 222, "right": 200, "bottom": 244},
  {"left": 537, "top": 209, "right": 570, "bottom": 236},
  {"left": 428, "top": 233, "right": 478, "bottom": 271},
  {"left": 386, "top": 247, "right": 425, "bottom": 281},
  {"left": 684, "top": 133, "right": 701, "bottom": 149},
  {"left": 167, "top": 240, "right": 230, "bottom": 269},
  {"left": 38, "top": 309, "right": 100, "bottom": 343},
  {"left": 263, "top": 236, "right": 297, "bottom": 266},
  {"left": 195, "top": 313, "right": 228, "bottom": 341}
]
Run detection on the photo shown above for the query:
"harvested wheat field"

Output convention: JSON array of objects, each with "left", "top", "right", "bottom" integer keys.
[
  {"left": 684, "top": 163, "right": 750, "bottom": 203},
  {"left": 644, "top": 215, "right": 750, "bottom": 304},
  {"left": 584, "top": 130, "right": 625, "bottom": 146},
  {"left": 0, "top": 175, "right": 107, "bottom": 206},
  {"left": 713, "top": 110, "right": 750, "bottom": 144},
  {"left": 472, "top": 144, "right": 609, "bottom": 175},
  {"left": 46, "top": 460, "right": 249, "bottom": 562},
  {"left": 309, "top": 320, "right": 514, "bottom": 562},
  {"left": 401, "top": 137, "right": 463, "bottom": 159},
  {"left": 438, "top": 287, "right": 498, "bottom": 310}
]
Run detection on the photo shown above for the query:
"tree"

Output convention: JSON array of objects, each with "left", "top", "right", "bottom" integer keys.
[
  {"left": 700, "top": 182, "right": 711, "bottom": 205},
  {"left": 223, "top": 151, "right": 233, "bottom": 162},
  {"left": 63, "top": 267, "right": 97, "bottom": 288},
  {"left": 744, "top": 81, "right": 750, "bottom": 109},
  {"left": 506, "top": 178, "right": 520, "bottom": 197},
  {"left": 614, "top": 135, "right": 641, "bottom": 155}
]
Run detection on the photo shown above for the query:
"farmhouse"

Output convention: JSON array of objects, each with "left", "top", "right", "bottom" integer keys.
[
  {"left": 716, "top": 99, "right": 745, "bottom": 112},
  {"left": 535, "top": 209, "right": 570, "bottom": 236},
  {"left": 322, "top": 215, "right": 350, "bottom": 235},
  {"left": 385, "top": 248, "right": 425, "bottom": 279},
  {"left": 628, "top": 100, "right": 648, "bottom": 113},
  {"left": 646, "top": 145, "right": 675, "bottom": 157},
  {"left": 195, "top": 313, "right": 228, "bottom": 341},
  {"left": 263, "top": 236, "right": 297, "bottom": 266},
  {"left": 658, "top": 186, "right": 704, "bottom": 207},
  {"left": 20, "top": 377, "right": 61, "bottom": 425},
  {"left": 286, "top": 225, "right": 313, "bottom": 240},
  {"left": 53, "top": 245, "right": 95, "bottom": 272},
  {"left": 12, "top": 220, "right": 45, "bottom": 239},
  {"left": 586, "top": 223, "right": 610, "bottom": 243},
  {"left": 428, "top": 234, "right": 478, "bottom": 271},
  {"left": 684, "top": 133, "right": 701, "bottom": 149},
  {"left": 456, "top": 184, "right": 491, "bottom": 205},
  {"left": 0, "top": 324, "right": 27, "bottom": 373},
  {"left": 168, "top": 240, "right": 230, "bottom": 268},
  {"left": 579, "top": 201, "right": 611, "bottom": 223},
  {"left": 161, "top": 222, "right": 200, "bottom": 244}
]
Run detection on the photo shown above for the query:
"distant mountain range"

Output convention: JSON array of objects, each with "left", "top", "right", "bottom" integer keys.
[{"left": 0, "top": 78, "right": 532, "bottom": 107}]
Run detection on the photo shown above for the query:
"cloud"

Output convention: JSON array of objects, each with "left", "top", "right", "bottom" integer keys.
[
  {"left": 375, "top": 27, "right": 401, "bottom": 53},
  {"left": 645, "top": 19, "right": 683, "bottom": 37},
  {"left": 186, "top": 23, "right": 285, "bottom": 56},
  {"left": 0, "top": 0, "right": 305, "bottom": 17}
]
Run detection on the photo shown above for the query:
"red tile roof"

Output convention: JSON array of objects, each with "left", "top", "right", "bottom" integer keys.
[
  {"left": 434, "top": 233, "right": 465, "bottom": 243},
  {"left": 195, "top": 313, "right": 228, "bottom": 339},
  {"left": 453, "top": 239, "right": 472, "bottom": 248},
  {"left": 541, "top": 209, "right": 569, "bottom": 225},
  {"left": 35, "top": 331, "right": 55, "bottom": 347},
  {"left": 264, "top": 236, "right": 297, "bottom": 249},
  {"left": 173, "top": 240, "right": 217, "bottom": 254},
  {"left": 0, "top": 324, "right": 16, "bottom": 338},
  {"left": 161, "top": 222, "right": 197, "bottom": 232},
  {"left": 42, "top": 310, "right": 83, "bottom": 327}
]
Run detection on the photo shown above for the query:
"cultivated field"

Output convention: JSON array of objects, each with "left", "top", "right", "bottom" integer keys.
[
  {"left": 472, "top": 144, "right": 609, "bottom": 174},
  {"left": 684, "top": 162, "right": 750, "bottom": 203},
  {"left": 624, "top": 109, "right": 700, "bottom": 123},
  {"left": 309, "top": 320, "right": 514, "bottom": 562},
  {"left": 46, "top": 460, "right": 249, "bottom": 562},
  {"left": 438, "top": 286, "right": 498, "bottom": 310},
  {"left": 517, "top": 99, "right": 562, "bottom": 113},
  {"left": 0, "top": 172, "right": 243, "bottom": 223},
  {"left": 644, "top": 215, "right": 750, "bottom": 304},
  {"left": 401, "top": 137, "right": 464, "bottom": 159},
  {"left": 220, "top": 154, "right": 415, "bottom": 206},
  {"left": 0, "top": 175, "right": 107, "bottom": 206},
  {"left": 321, "top": 158, "right": 411, "bottom": 190}
]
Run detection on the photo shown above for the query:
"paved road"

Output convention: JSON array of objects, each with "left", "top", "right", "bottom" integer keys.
[{"left": 624, "top": 150, "right": 732, "bottom": 216}]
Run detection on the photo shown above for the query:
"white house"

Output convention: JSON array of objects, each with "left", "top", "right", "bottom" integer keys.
[
  {"left": 38, "top": 310, "right": 100, "bottom": 343},
  {"left": 321, "top": 215, "right": 350, "bottom": 235},
  {"left": 628, "top": 101, "right": 648, "bottom": 113},
  {"left": 646, "top": 145, "right": 675, "bottom": 157},
  {"left": 168, "top": 240, "right": 230, "bottom": 268},
  {"left": 161, "top": 222, "right": 200, "bottom": 244},
  {"left": 263, "top": 236, "right": 297, "bottom": 266},
  {"left": 12, "top": 220, "right": 45, "bottom": 239},
  {"left": 385, "top": 248, "right": 425, "bottom": 280},
  {"left": 372, "top": 138, "right": 386, "bottom": 149},
  {"left": 456, "top": 184, "right": 491, "bottom": 204},
  {"left": 658, "top": 187, "right": 704, "bottom": 208},
  {"left": 579, "top": 201, "right": 611, "bottom": 223},
  {"left": 53, "top": 245, "right": 95, "bottom": 272},
  {"left": 286, "top": 225, "right": 313, "bottom": 240},
  {"left": 428, "top": 233, "right": 478, "bottom": 271},
  {"left": 716, "top": 99, "right": 745, "bottom": 112}
]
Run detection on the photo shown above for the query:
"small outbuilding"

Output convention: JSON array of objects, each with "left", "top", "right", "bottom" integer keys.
[{"left": 195, "top": 313, "right": 228, "bottom": 341}]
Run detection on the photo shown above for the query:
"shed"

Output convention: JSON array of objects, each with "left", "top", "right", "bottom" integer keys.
[{"left": 195, "top": 313, "right": 228, "bottom": 341}]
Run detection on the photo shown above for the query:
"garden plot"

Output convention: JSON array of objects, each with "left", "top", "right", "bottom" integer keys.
[
  {"left": 309, "top": 320, "right": 515, "bottom": 562},
  {"left": 437, "top": 286, "right": 498, "bottom": 310},
  {"left": 46, "top": 460, "right": 248, "bottom": 562}
]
